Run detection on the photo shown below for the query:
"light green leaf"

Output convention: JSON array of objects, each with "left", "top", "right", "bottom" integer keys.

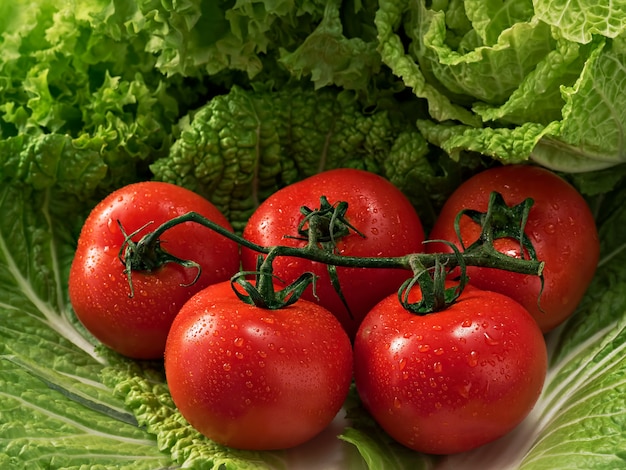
[
  {"left": 150, "top": 85, "right": 431, "bottom": 230},
  {"left": 279, "top": 1, "right": 381, "bottom": 91},
  {"left": 340, "top": 387, "right": 433, "bottom": 470},
  {"left": 534, "top": 0, "right": 626, "bottom": 44},
  {"left": 413, "top": 1, "right": 554, "bottom": 105},
  {"left": 375, "top": 0, "right": 481, "bottom": 126},
  {"left": 531, "top": 38, "right": 626, "bottom": 172},
  {"left": 464, "top": 0, "right": 535, "bottom": 45},
  {"left": 0, "top": 184, "right": 172, "bottom": 469},
  {"left": 472, "top": 35, "right": 586, "bottom": 125},
  {"left": 417, "top": 119, "right": 552, "bottom": 164},
  {"left": 0, "top": 134, "right": 107, "bottom": 199}
]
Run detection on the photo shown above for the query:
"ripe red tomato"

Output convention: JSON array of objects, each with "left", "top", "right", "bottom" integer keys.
[
  {"left": 164, "top": 280, "right": 353, "bottom": 450},
  {"left": 241, "top": 168, "right": 425, "bottom": 339},
  {"left": 353, "top": 283, "right": 547, "bottom": 455},
  {"left": 427, "top": 164, "right": 599, "bottom": 332},
  {"left": 68, "top": 181, "right": 239, "bottom": 359}
]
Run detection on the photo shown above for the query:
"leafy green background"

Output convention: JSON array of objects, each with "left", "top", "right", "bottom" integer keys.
[{"left": 3, "top": 0, "right": 626, "bottom": 468}]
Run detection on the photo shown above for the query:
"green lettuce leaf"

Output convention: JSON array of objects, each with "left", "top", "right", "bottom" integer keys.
[
  {"left": 534, "top": 0, "right": 626, "bottom": 43},
  {"left": 150, "top": 84, "right": 438, "bottom": 230},
  {"left": 279, "top": 1, "right": 382, "bottom": 92},
  {"left": 530, "top": 37, "right": 626, "bottom": 172},
  {"left": 340, "top": 386, "right": 431, "bottom": 469},
  {"left": 0, "top": 184, "right": 170, "bottom": 469},
  {"left": 375, "top": 0, "right": 626, "bottom": 172},
  {"left": 0, "top": 1, "right": 188, "bottom": 195},
  {"left": 375, "top": 0, "right": 481, "bottom": 126}
]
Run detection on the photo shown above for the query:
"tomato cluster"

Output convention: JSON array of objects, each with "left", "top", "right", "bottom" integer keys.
[{"left": 68, "top": 166, "right": 599, "bottom": 455}]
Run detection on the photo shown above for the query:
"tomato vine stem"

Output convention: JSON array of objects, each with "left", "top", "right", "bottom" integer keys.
[
  {"left": 123, "top": 210, "right": 544, "bottom": 274},
  {"left": 118, "top": 192, "right": 545, "bottom": 312}
]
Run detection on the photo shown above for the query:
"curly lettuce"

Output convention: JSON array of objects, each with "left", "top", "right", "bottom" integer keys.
[
  {"left": 150, "top": 84, "right": 448, "bottom": 230},
  {"left": 375, "top": 0, "right": 626, "bottom": 173}
]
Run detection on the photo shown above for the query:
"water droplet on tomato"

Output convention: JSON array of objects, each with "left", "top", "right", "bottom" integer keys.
[
  {"left": 245, "top": 381, "right": 254, "bottom": 389},
  {"left": 544, "top": 223, "right": 556, "bottom": 234},
  {"left": 393, "top": 397, "right": 402, "bottom": 409},
  {"left": 223, "top": 363, "right": 231, "bottom": 371},
  {"left": 461, "top": 319, "right": 472, "bottom": 328},
  {"left": 235, "top": 351, "right": 244, "bottom": 359},
  {"left": 418, "top": 344, "right": 430, "bottom": 353},
  {"left": 484, "top": 332, "right": 500, "bottom": 346},
  {"left": 234, "top": 337, "right": 244, "bottom": 347},
  {"left": 398, "top": 357, "right": 407, "bottom": 370},
  {"left": 434, "top": 347, "right": 444, "bottom": 356},
  {"left": 433, "top": 362, "right": 443, "bottom": 373},
  {"left": 432, "top": 325, "right": 442, "bottom": 331},
  {"left": 468, "top": 351, "right": 479, "bottom": 367}
]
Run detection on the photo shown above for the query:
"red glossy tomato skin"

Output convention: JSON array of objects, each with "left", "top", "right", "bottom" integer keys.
[
  {"left": 68, "top": 181, "right": 239, "bottom": 359},
  {"left": 353, "top": 284, "right": 547, "bottom": 455},
  {"left": 241, "top": 168, "right": 425, "bottom": 339},
  {"left": 427, "top": 164, "right": 599, "bottom": 332},
  {"left": 164, "top": 281, "right": 353, "bottom": 450}
]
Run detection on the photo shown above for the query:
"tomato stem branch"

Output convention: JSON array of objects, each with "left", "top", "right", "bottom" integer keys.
[
  {"left": 124, "top": 211, "right": 544, "bottom": 275},
  {"left": 118, "top": 193, "right": 545, "bottom": 312}
]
